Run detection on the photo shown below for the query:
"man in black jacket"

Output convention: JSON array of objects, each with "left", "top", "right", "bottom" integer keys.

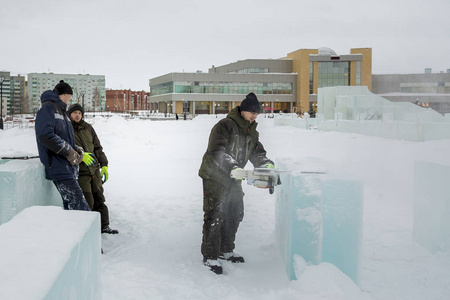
[
  {"left": 68, "top": 104, "right": 118, "bottom": 234},
  {"left": 198, "top": 93, "right": 274, "bottom": 274}
]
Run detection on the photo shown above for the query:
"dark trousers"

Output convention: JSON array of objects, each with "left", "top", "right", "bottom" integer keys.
[
  {"left": 201, "top": 178, "right": 244, "bottom": 260},
  {"left": 77, "top": 171, "right": 110, "bottom": 229},
  {"left": 53, "top": 178, "right": 90, "bottom": 211}
]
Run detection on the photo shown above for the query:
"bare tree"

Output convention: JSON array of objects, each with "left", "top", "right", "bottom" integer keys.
[{"left": 93, "top": 86, "right": 101, "bottom": 116}]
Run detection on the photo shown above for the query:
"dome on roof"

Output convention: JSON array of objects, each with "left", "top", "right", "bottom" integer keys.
[{"left": 318, "top": 47, "right": 337, "bottom": 56}]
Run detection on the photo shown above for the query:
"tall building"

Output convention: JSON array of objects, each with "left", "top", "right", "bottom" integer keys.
[
  {"left": 0, "top": 71, "right": 11, "bottom": 118},
  {"left": 27, "top": 73, "right": 106, "bottom": 113},
  {"left": 10, "top": 75, "right": 26, "bottom": 115},
  {"left": 148, "top": 47, "right": 372, "bottom": 115}
]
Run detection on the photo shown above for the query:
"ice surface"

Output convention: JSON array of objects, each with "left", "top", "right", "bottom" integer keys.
[
  {"left": 275, "top": 162, "right": 323, "bottom": 279},
  {"left": 0, "top": 159, "right": 61, "bottom": 225},
  {"left": 0, "top": 206, "right": 101, "bottom": 300},
  {"left": 322, "top": 179, "right": 363, "bottom": 285},
  {"left": 413, "top": 161, "right": 450, "bottom": 253},
  {"left": 275, "top": 158, "right": 363, "bottom": 284}
]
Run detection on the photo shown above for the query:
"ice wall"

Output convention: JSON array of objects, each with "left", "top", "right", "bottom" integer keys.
[
  {"left": 0, "top": 206, "right": 101, "bottom": 300},
  {"left": 273, "top": 86, "right": 450, "bottom": 141},
  {"left": 321, "top": 179, "right": 363, "bottom": 284},
  {"left": 413, "top": 161, "right": 450, "bottom": 253},
  {"left": 0, "top": 159, "right": 61, "bottom": 225},
  {"left": 275, "top": 158, "right": 363, "bottom": 285}
]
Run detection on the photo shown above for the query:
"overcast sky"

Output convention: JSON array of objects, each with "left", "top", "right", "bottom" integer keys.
[{"left": 1, "top": 0, "right": 449, "bottom": 91}]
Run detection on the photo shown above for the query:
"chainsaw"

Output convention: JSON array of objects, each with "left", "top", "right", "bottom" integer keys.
[
  {"left": 230, "top": 168, "right": 283, "bottom": 194},
  {"left": 230, "top": 168, "right": 327, "bottom": 194}
]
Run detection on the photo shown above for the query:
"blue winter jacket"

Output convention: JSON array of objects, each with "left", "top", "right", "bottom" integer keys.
[{"left": 35, "top": 90, "right": 79, "bottom": 181}]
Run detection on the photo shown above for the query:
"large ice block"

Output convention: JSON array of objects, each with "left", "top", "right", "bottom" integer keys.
[
  {"left": 413, "top": 161, "right": 450, "bottom": 253},
  {"left": 276, "top": 168, "right": 323, "bottom": 280},
  {"left": 0, "top": 206, "right": 101, "bottom": 300},
  {"left": 275, "top": 158, "right": 363, "bottom": 285},
  {"left": 0, "top": 159, "right": 61, "bottom": 225},
  {"left": 321, "top": 179, "right": 363, "bottom": 285}
]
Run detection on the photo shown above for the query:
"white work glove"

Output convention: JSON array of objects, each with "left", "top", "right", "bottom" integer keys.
[{"left": 230, "top": 167, "right": 246, "bottom": 180}]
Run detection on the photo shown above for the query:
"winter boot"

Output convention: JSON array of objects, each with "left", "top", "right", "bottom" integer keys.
[
  {"left": 219, "top": 252, "right": 245, "bottom": 263},
  {"left": 203, "top": 259, "right": 223, "bottom": 275},
  {"left": 102, "top": 226, "right": 119, "bottom": 234}
]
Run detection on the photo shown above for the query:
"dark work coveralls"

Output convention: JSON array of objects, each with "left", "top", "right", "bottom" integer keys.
[
  {"left": 71, "top": 119, "right": 110, "bottom": 229},
  {"left": 198, "top": 106, "right": 273, "bottom": 260}
]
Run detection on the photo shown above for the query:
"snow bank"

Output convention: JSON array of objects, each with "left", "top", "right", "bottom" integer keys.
[{"left": 0, "top": 206, "right": 101, "bottom": 300}]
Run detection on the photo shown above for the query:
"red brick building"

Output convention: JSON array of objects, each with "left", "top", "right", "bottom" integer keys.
[{"left": 105, "top": 89, "right": 150, "bottom": 112}]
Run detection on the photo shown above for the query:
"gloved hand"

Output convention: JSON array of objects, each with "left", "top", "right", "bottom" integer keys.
[
  {"left": 101, "top": 166, "right": 109, "bottom": 183},
  {"left": 75, "top": 145, "right": 84, "bottom": 157},
  {"left": 66, "top": 148, "right": 83, "bottom": 165},
  {"left": 230, "top": 167, "right": 245, "bottom": 180},
  {"left": 261, "top": 163, "right": 275, "bottom": 169},
  {"left": 83, "top": 153, "right": 95, "bottom": 166}
]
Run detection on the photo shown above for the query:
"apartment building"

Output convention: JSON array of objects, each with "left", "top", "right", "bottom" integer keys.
[{"left": 27, "top": 73, "right": 106, "bottom": 113}]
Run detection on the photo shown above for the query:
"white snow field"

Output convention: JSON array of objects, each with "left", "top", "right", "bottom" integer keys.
[{"left": 0, "top": 114, "right": 449, "bottom": 300}]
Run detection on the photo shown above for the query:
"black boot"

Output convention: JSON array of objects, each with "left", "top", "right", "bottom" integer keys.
[
  {"left": 102, "top": 226, "right": 119, "bottom": 234},
  {"left": 203, "top": 259, "right": 223, "bottom": 274},
  {"left": 219, "top": 252, "right": 245, "bottom": 263}
]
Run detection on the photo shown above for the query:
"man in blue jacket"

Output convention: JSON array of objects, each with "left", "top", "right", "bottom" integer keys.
[{"left": 35, "top": 80, "right": 90, "bottom": 211}]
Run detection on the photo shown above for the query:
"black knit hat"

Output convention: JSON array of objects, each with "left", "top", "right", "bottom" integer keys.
[
  {"left": 240, "top": 92, "right": 261, "bottom": 113},
  {"left": 67, "top": 103, "right": 84, "bottom": 117},
  {"left": 53, "top": 80, "right": 73, "bottom": 95}
]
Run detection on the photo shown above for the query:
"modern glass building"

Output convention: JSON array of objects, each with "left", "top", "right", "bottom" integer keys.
[
  {"left": 149, "top": 59, "right": 296, "bottom": 115},
  {"left": 149, "top": 47, "right": 372, "bottom": 115},
  {"left": 286, "top": 47, "right": 372, "bottom": 114}
]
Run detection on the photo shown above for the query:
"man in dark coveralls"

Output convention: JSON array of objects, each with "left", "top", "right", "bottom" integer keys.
[{"left": 198, "top": 92, "right": 274, "bottom": 274}]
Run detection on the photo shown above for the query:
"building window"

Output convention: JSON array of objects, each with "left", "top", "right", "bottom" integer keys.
[
  {"left": 151, "top": 82, "right": 173, "bottom": 95},
  {"left": 152, "top": 81, "right": 293, "bottom": 96},
  {"left": 227, "top": 68, "right": 269, "bottom": 74},
  {"left": 309, "top": 62, "right": 314, "bottom": 94},
  {"left": 197, "top": 101, "right": 210, "bottom": 110},
  {"left": 356, "top": 61, "right": 361, "bottom": 86},
  {"left": 317, "top": 62, "right": 350, "bottom": 88}
]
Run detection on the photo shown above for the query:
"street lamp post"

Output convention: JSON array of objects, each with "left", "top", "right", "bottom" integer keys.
[{"left": 0, "top": 76, "right": 5, "bottom": 130}]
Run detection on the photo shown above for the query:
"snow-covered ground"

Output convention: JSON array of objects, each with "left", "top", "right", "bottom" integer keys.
[{"left": 1, "top": 114, "right": 449, "bottom": 300}]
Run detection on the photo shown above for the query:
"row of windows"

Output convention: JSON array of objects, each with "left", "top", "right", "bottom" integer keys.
[
  {"left": 400, "top": 86, "right": 450, "bottom": 93},
  {"left": 356, "top": 61, "right": 361, "bottom": 86},
  {"left": 194, "top": 101, "right": 287, "bottom": 112},
  {"left": 151, "top": 81, "right": 293, "bottom": 96},
  {"left": 310, "top": 61, "right": 358, "bottom": 90},
  {"left": 174, "top": 85, "right": 291, "bottom": 95},
  {"left": 227, "top": 68, "right": 269, "bottom": 74}
]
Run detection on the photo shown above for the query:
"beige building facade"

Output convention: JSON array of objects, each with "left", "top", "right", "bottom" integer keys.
[{"left": 149, "top": 47, "right": 373, "bottom": 115}]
